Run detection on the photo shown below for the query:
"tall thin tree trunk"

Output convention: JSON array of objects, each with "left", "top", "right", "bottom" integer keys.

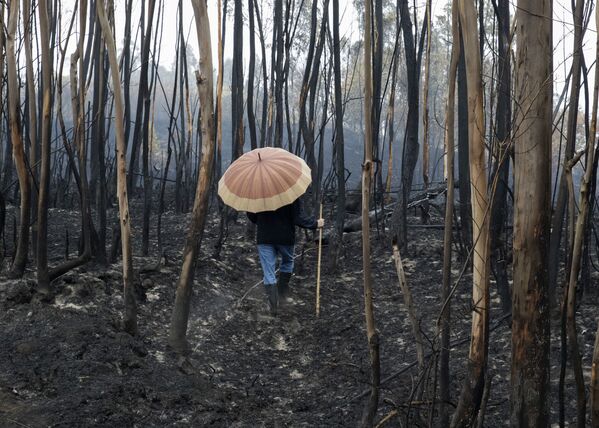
[
  {"left": 214, "top": 0, "right": 225, "bottom": 197},
  {"left": 70, "top": 0, "right": 95, "bottom": 262},
  {"left": 127, "top": 0, "right": 155, "bottom": 253},
  {"left": 450, "top": 0, "right": 490, "bottom": 425},
  {"left": 231, "top": 0, "right": 244, "bottom": 160},
  {"left": 36, "top": 0, "right": 53, "bottom": 292},
  {"left": 331, "top": 0, "right": 345, "bottom": 269},
  {"left": 361, "top": 1, "right": 380, "bottom": 425},
  {"left": 390, "top": 0, "right": 421, "bottom": 250},
  {"left": 121, "top": 0, "right": 133, "bottom": 151},
  {"left": 169, "top": 0, "right": 215, "bottom": 353},
  {"left": 0, "top": 2, "right": 11, "bottom": 196},
  {"left": 489, "top": 0, "right": 512, "bottom": 319},
  {"left": 23, "top": 0, "right": 38, "bottom": 260},
  {"left": 510, "top": 0, "right": 552, "bottom": 425},
  {"left": 97, "top": 0, "right": 137, "bottom": 335},
  {"left": 7, "top": 0, "right": 31, "bottom": 278},
  {"left": 92, "top": 13, "right": 108, "bottom": 264},
  {"left": 247, "top": 0, "right": 257, "bottom": 151},
  {"left": 254, "top": 0, "right": 268, "bottom": 148},
  {"left": 371, "top": 0, "right": 384, "bottom": 199},
  {"left": 590, "top": 15, "right": 599, "bottom": 413},
  {"left": 440, "top": 2, "right": 459, "bottom": 425},
  {"left": 421, "top": 0, "right": 432, "bottom": 193},
  {"left": 273, "top": 0, "right": 284, "bottom": 148},
  {"left": 296, "top": 0, "right": 319, "bottom": 156},
  {"left": 384, "top": 53, "right": 398, "bottom": 197},
  {"left": 457, "top": 36, "right": 471, "bottom": 250},
  {"left": 564, "top": 26, "right": 597, "bottom": 420},
  {"left": 548, "top": 0, "right": 585, "bottom": 307}
]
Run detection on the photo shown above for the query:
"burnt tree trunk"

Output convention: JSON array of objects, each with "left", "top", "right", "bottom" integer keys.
[
  {"left": 510, "top": 0, "right": 552, "bottom": 425},
  {"left": 548, "top": 0, "right": 585, "bottom": 307},
  {"left": 440, "top": 2, "right": 459, "bottom": 425},
  {"left": 36, "top": 0, "right": 53, "bottom": 292},
  {"left": 361, "top": 1, "right": 380, "bottom": 425},
  {"left": 23, "top": 0, "right": 38, "bottom": 261},
  {"left": 457, "top": 34, "right": 471, "bottom": 251},
  {"left": 169, "top": 0, "right": 216, "bottom": 353},
  {"left": 390, "top": 0, "right": 422, "bottom": 250},
  {"left": 489, "top": 0, "right": 512, "bottom": 318},
  {"left": 450, "top": 0, "right": 490, "bottom": 425},
  {"left": 247, "top": 0, "right": 257, "bottom": 151},
  {"left": 254, "top": 0, "right": 268, "bottom": 148},
  {"left": 97, "top": 0, "right": 137, "bottom": 335},
  {"left": 331, "top": 0, "right": 346, "bottom": 270},
  {"left": 6, "top": 0, "right": 31, "bottom": 278}
]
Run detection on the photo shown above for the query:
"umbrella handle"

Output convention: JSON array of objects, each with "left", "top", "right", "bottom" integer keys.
[{"left": 316, "top": 202, "right": 323, "bottom": 317}]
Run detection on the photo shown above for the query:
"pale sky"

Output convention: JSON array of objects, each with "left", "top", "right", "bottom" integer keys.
[{"left": 47, "top": 0, "right": 599, "bottom": 99}]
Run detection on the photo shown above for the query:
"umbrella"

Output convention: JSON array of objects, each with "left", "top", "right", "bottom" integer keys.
[{"left": 217, "top": 147, "right": 312, "bottom": 213}]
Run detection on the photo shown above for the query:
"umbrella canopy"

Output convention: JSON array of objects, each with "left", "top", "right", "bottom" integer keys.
[{"left": 218, "top": 147, "right": 312, "bottom": 213}]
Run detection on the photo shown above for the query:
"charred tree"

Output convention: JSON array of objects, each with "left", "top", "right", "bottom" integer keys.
[
  {"left": 231, "top": 0, "right": 244, "bottom": 160},
  {"left": 439, "top": 2, "right": 459, "bottom": 425},
  {"left": 510, "top": 0, "right": 552, "bottom": 425},
  {"left": 450, "top": 0, "right": 490, "bottom": 425},
  {"left": 548, "top": 0, "right": 585, "bottom": 306},
  {"left": 91, "top": 11, "right": 108, "bottom": 264},
  {"left": 97, "top": 0, "right": 137, "bottom": 335},
  {"left": 296, "top": 0, "right": 321, "bottom": 180},
  {"left": 23, "top": 0, "right": 38, "bottom": 260},
  {"left": 169, "top": 0, "right": 216, "bottom": 353},
  {"left": 371, "top": 0, "right": 384, "bottom": 198},
  {"left": 591, "top": 16, "right": 599, "bottom": 416},
  {"left": 457, "top": 34, "right": 472, "bottom": 250},
  {"left": 390, "top": 0, "right": 423, "bottom": 250},
  {"left": 6, "top": 0, "right": 31, "bottom": 278},
  {"left": 489, "top": 0, "right": 512, "bottom": 318},
  {"left": 330, "top": 0, "right": 346, "bottom": 270},
  {"left": 247, "top": 0, "right": 257, "bottom": 151},
  {"left": 563, "top": 5, "right": 597, "bottom": 422},
  {"left": 421, "top": 0, "right": 432, "bottom": 194},
  {"left": 36, "top": 0, "right": 53, "bottom": 292},
  {"left": 254, "top": 0, "right": 268, "bottom": 148},
  {"left": 360, "top": 0, "right": 380, "bottom": 425}
]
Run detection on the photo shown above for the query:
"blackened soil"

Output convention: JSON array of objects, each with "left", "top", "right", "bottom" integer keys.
[{"left": 0, "top": 204, "right": 597, "bottom": 427}]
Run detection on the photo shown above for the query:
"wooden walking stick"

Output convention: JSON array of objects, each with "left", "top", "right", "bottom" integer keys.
[{"left": 316, "top": 202, "right": 323, "bottom": 317}]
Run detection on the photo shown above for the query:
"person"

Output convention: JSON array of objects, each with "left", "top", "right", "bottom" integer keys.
[{"left": 247, "top": 197, "right": 324, "bottom": 316}]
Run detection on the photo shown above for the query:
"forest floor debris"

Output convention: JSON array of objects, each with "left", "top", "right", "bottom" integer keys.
[{"left": 0, "top": 204, "right": 597, "bottom": 426}]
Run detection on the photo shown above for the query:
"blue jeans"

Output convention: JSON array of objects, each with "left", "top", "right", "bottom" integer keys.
[{"left": 257, "top": 244, "right": 294, "bottom": 285}]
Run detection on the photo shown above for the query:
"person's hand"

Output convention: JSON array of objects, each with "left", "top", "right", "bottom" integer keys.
[{"left": 317, "top": 218, "right": 324, "bottom": 228}]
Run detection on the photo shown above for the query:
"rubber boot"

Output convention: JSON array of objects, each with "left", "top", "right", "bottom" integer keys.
[
  {"left": 278, "top": 272, "right": 292, "bottom": 302},
  {"left": 264, "top": 284, "right": 278, "bottom": 316}
]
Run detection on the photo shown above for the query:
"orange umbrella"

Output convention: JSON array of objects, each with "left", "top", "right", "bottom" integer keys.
[{"left": 217, "top": 147, "right": 312, "bottom": 213}]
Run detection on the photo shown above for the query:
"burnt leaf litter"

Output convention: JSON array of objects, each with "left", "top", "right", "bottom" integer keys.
[{"left": 0, "top": 204, "right": 597, "bottom": 427}]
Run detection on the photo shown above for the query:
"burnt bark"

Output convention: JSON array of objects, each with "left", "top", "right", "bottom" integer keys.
[
  {"left": 169, "top": 0, "right": 216, "bottom": 353},
  {"left": 510, "top": 1, "right": 552, "bottom": 425}
]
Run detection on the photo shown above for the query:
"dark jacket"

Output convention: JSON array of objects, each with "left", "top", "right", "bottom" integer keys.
[{"left": 247, "top": 198, "right": 317, "bottom": 245}]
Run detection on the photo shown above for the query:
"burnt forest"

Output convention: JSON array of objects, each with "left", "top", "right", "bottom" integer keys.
[{"left": 0, "top": 0, "right": 597, "bottom": 427}]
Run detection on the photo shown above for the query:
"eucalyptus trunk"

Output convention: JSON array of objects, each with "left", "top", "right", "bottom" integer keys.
[
  {"left": 489, "top": 0, "right": 512, "bottom": 319},
  {"left": 36, "top": 0, "right": 53, "bottom": 292},
  {"left": 97, "top": 0, "right": 137, "bottom": 335},
  {"left": 6, "top": 0, "right": 31, "bottom": 278},
  {"left": 510, "top": 0, "right": 552, "bottom": 425},
  {"left": 169, "top": 0, "right": 216, "bottom": 353},
  {"left": 361, "top": 0, "right": 380, "bottom": 425},
  {"left": 440, "top": 2, "right": 459, "bottom": 425},
  {"left": 450, "top": 0, "right": 490, "bottom": 425},
  {"left": 331, "top": 0, "right": 345, "bottom": 268}
]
